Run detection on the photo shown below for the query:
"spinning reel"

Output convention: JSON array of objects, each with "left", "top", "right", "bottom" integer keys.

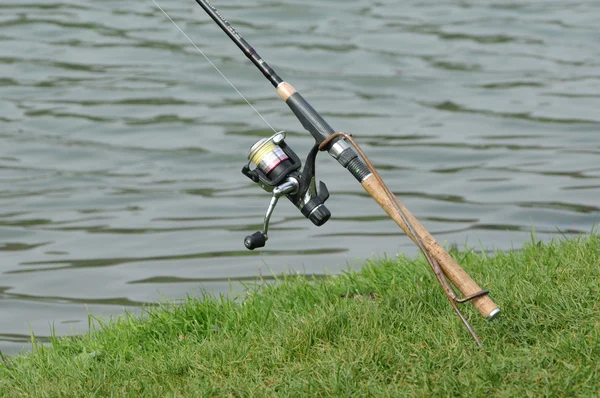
[{"left": 241, "top": 131, "right": 331, "bottom": 250}]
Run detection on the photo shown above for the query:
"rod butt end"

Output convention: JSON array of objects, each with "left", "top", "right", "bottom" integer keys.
[{"left": 487, "top": 308, "right": 501, "bottom": 321}]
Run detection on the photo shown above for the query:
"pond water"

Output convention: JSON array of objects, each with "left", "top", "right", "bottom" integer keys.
[{"left": 1, "top": 0, "right": 599, "bottom": 355}]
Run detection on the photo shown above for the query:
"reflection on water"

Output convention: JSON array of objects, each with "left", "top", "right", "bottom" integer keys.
[{"left": 1, "top": 0, "right": 599, "bottom": 355}]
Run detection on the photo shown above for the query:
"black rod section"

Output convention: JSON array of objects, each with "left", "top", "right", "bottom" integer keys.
[
  {"left": 194, "top": 0, "right": 282, "bottom": 87},
  {"left": 193, "top": 0, "right": 372, "bottom": 182}
]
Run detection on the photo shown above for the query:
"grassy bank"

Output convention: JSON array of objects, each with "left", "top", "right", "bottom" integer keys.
[{"left": 1, "top": 234, "right": 599, "bottom": 397}]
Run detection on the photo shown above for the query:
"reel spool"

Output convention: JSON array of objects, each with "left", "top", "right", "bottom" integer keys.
[
  {"left": 247, "top": 133, "right": 293, "bottom": 181},
  {"left": 241, "top": 132, "right": 331, "bottom": 250}
]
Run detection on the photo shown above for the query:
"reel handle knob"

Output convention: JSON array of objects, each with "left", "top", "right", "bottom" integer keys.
[
  {"left": 308, "top": 204, "right": 331, "bottom": 226},
  {"left": 244, "top": 231, "right": 267, "bottom": 250}
]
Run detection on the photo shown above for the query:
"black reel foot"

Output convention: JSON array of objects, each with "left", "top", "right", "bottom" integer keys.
[{"left": 244, "top": 231, "right": 266, "bottom": 250}]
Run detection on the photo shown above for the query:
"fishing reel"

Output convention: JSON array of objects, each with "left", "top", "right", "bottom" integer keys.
[{"left": 241, "top": 131, "right": 331, "bottom": 250}]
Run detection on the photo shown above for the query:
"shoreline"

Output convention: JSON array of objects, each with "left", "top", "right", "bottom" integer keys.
[{"left": 2, "top": 234, "right": 599, "bottom": 396}]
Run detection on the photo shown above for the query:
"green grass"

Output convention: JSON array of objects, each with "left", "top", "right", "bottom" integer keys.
[{"left": 1, "top": 234, "right": 599, "bottom": 397}]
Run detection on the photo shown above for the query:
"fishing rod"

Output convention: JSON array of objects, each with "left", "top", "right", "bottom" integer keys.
[{"left": 155, "top": 0, "right": 500, "bottom": 346}]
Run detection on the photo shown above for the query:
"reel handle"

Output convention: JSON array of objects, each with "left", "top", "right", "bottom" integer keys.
[{"left": 242, "top": 179, "right": 298, "bottom": 250}]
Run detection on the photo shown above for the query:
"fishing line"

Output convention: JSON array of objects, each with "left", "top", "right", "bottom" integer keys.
[{"left": 151, "top": 0, "right": 278, "bottom": 133}]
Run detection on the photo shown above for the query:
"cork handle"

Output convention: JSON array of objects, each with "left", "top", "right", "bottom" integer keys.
[{"left": 362, "top": 175, "right": 499, "bottom": 320}]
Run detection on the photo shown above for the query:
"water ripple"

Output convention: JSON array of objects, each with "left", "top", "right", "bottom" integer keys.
[{"left": 1, "top": 0, "right": 599, "bottom": 355}]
